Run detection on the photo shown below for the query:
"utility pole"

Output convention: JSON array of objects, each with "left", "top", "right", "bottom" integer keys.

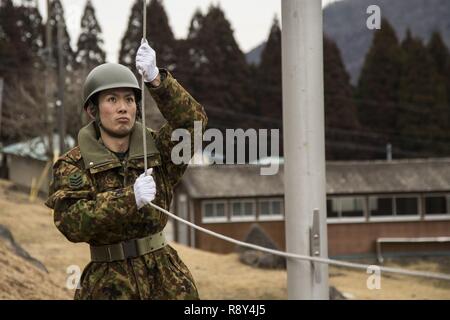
[
  {"left": 57, "top": 16, "right": 66, "bottom": 154},
  {"left": 386, "top": 143, "right": 392, "bottom": 161},
  {"left": 45, "top": 0, "right": 54, "bottom": 160},
  {"left": 0, "top": 77, "right": 4, "bottom": 179},
  {"left": 0, "top": 77, "right": 4, "bottom": 139},
  {"left": 281, "top": 0, "right": 329, "bottom": 299}
]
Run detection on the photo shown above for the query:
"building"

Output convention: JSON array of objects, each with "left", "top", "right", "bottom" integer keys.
[
  {"left": 1, "top": 135, "right": 74, "bottom": 195},
  {"left": 172, "top": 158, "right": 450, "bottom": 258}
]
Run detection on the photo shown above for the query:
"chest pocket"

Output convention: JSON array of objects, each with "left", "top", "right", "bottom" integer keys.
[
  {"left": 92, "top": 168, "right": 124, "bottom": 193},
  {"left": 127, "top": 153, "right": 162, "bottom": 177}
]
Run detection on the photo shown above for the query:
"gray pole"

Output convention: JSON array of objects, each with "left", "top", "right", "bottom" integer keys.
[
  {"left": 57, "top": 17, "right": 66, "bottom": 154},
  {"left": 0, "top": 78, "right": 3, "bottom": 175},
  {"left": 281, "top": 0, "right": 329, "bottom": 299},
  {"left": 386, "top": 143, "right": 392, "bottom": 161},
  {"left": 141, "top": 0, "right": 148, "bottom": 173},
  {"left": 45, "top": 0, "right": 54, "bottom": 158},
  {"left": 0, "top": 78, "right": 4, "bottom": 139}
]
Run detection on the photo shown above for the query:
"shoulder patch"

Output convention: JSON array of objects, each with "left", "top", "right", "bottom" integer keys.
[{"left": 68, "top": 172, "right": 83, "bottom": 189}]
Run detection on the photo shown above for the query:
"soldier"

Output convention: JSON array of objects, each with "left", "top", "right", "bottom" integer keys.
[{"left": 45, "top": 40, "right": 207, "bottom": 300}]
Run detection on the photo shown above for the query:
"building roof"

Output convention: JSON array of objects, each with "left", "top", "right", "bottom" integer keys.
[
  {"left": 1, "top": 134, "right": 75, "bottom": 162},
  {"left": 180, "top": 158, "right": 450, "bottom": 198}
]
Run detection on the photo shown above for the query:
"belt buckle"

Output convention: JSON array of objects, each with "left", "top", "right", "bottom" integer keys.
[{"left": 122, "top": 239, "right": 138, "bottom": 259}]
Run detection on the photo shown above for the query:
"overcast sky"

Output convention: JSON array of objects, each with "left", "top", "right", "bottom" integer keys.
[{"left": 35, "top": 0, "right": 340, "bottom": 63}]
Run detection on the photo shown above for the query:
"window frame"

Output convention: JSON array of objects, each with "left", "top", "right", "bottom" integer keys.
[
  {"left": 423, "top": 193, "right": 450, "bottom": 221},
  {"left": 230, "top": 199, "right": 257, "bottom": 222},
  {"left": 369, "top": 194, "right": 421, "bottom": 222},
  {"left": 258, "top": 198, "right": 284, "bottom": 221},
  {"left": 326, "top": 196, "right": 366, "bottom": 223},
  {"left": 201, "top": 200, "right": 228, "bottom": 223}
]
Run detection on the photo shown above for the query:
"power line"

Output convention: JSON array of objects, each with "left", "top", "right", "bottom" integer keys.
[{"left": 327, "top": 127, "right": 450, "bottom": 149}]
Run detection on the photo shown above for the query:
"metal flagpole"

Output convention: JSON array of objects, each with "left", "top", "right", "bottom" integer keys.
[
  {"left": 142, "top": 0, "right": 148, "bottom": 173},
  {"left": 282, "top": 0, "right": 329, "bottom": 299}
]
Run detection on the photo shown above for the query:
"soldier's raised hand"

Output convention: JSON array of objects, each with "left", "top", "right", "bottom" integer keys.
[
  {"left": 136, "top": 39, "right": 159, "bottom": 83},
  {"left": 133, "top": 168, "right": 156, "bottom": 209}
]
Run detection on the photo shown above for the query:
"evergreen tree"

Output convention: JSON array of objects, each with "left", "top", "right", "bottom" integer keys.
[
  {"left": 76, "top": 0, "right": 106, "bottom": 70},
  {"left": 174, "top": 9, "right": 203, "bottom": 89},
  {"left": 256, "top": 17, "right": 282, "bottom": 126},
  {"left": 0, "top": 0, "right": 48, "bottom": 144},
  {"left": 18, "top": 0, "right": 44, "bottom": 61},
  {"left": 397, "top": 30, "right": 449, "bottom": 155},
  {"left": 324, "top": 35, "right": 359, "bottom": 130},
  {"left": 323, "top": 34, "right": 361, "bottom": 159},
  {"left": 146, "top": 0, "right": 176, "bottom": 71},
  {"left": 0, "top": 0, "right": 34, "bottom": 77},
  {"left": 47, "top": 0, "right": 75, "bottom": 69},
  {"left": 427, "top": 31, "right": 450, "bottom": 113},
  {"left": 356, "top": 18, "right": 402, "bottom": 143},
  {"left": 428, "top": 31, "right": 449, "bottom": 74},
  {"left": 183, "top": 5, "right": 255, "bottom": 128},
  {"left": 119, "top": 0, "right": 143, "bottom": 69}
]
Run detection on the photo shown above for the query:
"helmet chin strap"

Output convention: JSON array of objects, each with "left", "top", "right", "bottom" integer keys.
[{"left": 141, "top": 0, "right": 148, "bottom": 175}]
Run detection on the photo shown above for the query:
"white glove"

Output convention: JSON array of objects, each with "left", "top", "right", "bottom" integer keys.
[
  {"left": 133, "top": 168, "right": 156, "bottom": 209},
  {"left": 136, "top": 39, "right": 159, "bottom": 83}
]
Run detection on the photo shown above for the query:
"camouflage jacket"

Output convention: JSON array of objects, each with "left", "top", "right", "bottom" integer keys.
[{"left": 46, "top": 70, "right": 207, "bottom": 299}]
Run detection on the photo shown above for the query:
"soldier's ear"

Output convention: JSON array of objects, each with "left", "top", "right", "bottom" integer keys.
[
  {"left": 86, "top": 103, "right": 97, "bottom": 121},
  {"left": 135, "top": 101, "right": 142, "bottom": 120}
]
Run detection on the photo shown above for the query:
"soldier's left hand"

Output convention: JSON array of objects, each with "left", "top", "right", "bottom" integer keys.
[
  {"left": 136, "top": 39, "right": 159, "bottom": 83},
  {"left": 133, "top": 168, "right": 156, "bottom": 209}
]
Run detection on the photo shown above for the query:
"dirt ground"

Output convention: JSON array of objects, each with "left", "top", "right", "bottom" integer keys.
[{"left": 0, "top": 179, "right": 449, "bottom": 300}]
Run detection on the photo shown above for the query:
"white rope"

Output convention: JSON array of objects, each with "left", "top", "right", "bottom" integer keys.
[
  {"left": 149, "top": 202, "right": 450, "bottom": 282},
  {"left": 141, "top": 0, "right": 148, "bottom": 173},
  {"left": 139, "top": 0, "right": 449, "bottom": 284}
]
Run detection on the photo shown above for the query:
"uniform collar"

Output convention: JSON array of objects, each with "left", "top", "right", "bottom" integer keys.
[{"left": 78, "top": 121, "right": 159, "bottom": 172}]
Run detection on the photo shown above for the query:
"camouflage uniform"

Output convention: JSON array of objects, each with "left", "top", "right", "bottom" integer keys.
[{"left": 46, "top": 70, "right": 207, "bottom": 300}]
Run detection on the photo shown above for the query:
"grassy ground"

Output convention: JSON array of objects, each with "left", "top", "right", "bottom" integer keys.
[{"left": 0, "top": 179, "right": 449, "bottom": 299}]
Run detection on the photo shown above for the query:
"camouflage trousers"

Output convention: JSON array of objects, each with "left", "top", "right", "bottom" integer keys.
[{"left": 75, "top": 245, "right": 199, "bottom": 300}]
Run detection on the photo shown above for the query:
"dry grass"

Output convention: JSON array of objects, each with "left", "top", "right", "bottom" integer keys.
[
  {"left": 0, "top": 240, "right": 69, "bottom": 299},
  {"left": 0, "top": 179, "right": 449, "bottom": 300}
]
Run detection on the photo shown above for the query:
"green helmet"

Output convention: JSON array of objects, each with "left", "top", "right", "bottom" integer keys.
[{"left": 82, "top": 63, "right": 141, "bottom": 109}]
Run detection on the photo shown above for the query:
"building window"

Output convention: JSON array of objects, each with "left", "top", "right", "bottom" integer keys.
[
  {"left": 327, "top": 197, "right": 365, "bottom": 219},
  {"left": 202, "top": 200, "right": 227, "bottom": 223},
  {"left": 369, "top": 195, "right": 420, "bottom": 218},
  {"left": 396, "top": 197, "right": 418, "bottom": 216},
  {"left": 340, "top": 197, "right": 364, "bottom": 217},
  {"left": 327, "top": 199, "right": 339, "bottom": 218},
  {"left": 259, "top": 198, "right": 284, "bottom": 220},
  {"left": 425, "top": 196, "right": 448, "bottom": 215},
  {"left": 204, "top": 203, "right": 214, "bottom": 218},
  {"left": 231, "top": 200, "right": 256, "bottom": 221},
  {"left": 369, "top": 197, "right": 394, "bottom": 216}
]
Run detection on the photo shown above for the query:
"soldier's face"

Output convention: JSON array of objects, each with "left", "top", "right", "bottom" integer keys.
[{"left": 97, "top": 88, "right": 137, "bottom": 138}]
